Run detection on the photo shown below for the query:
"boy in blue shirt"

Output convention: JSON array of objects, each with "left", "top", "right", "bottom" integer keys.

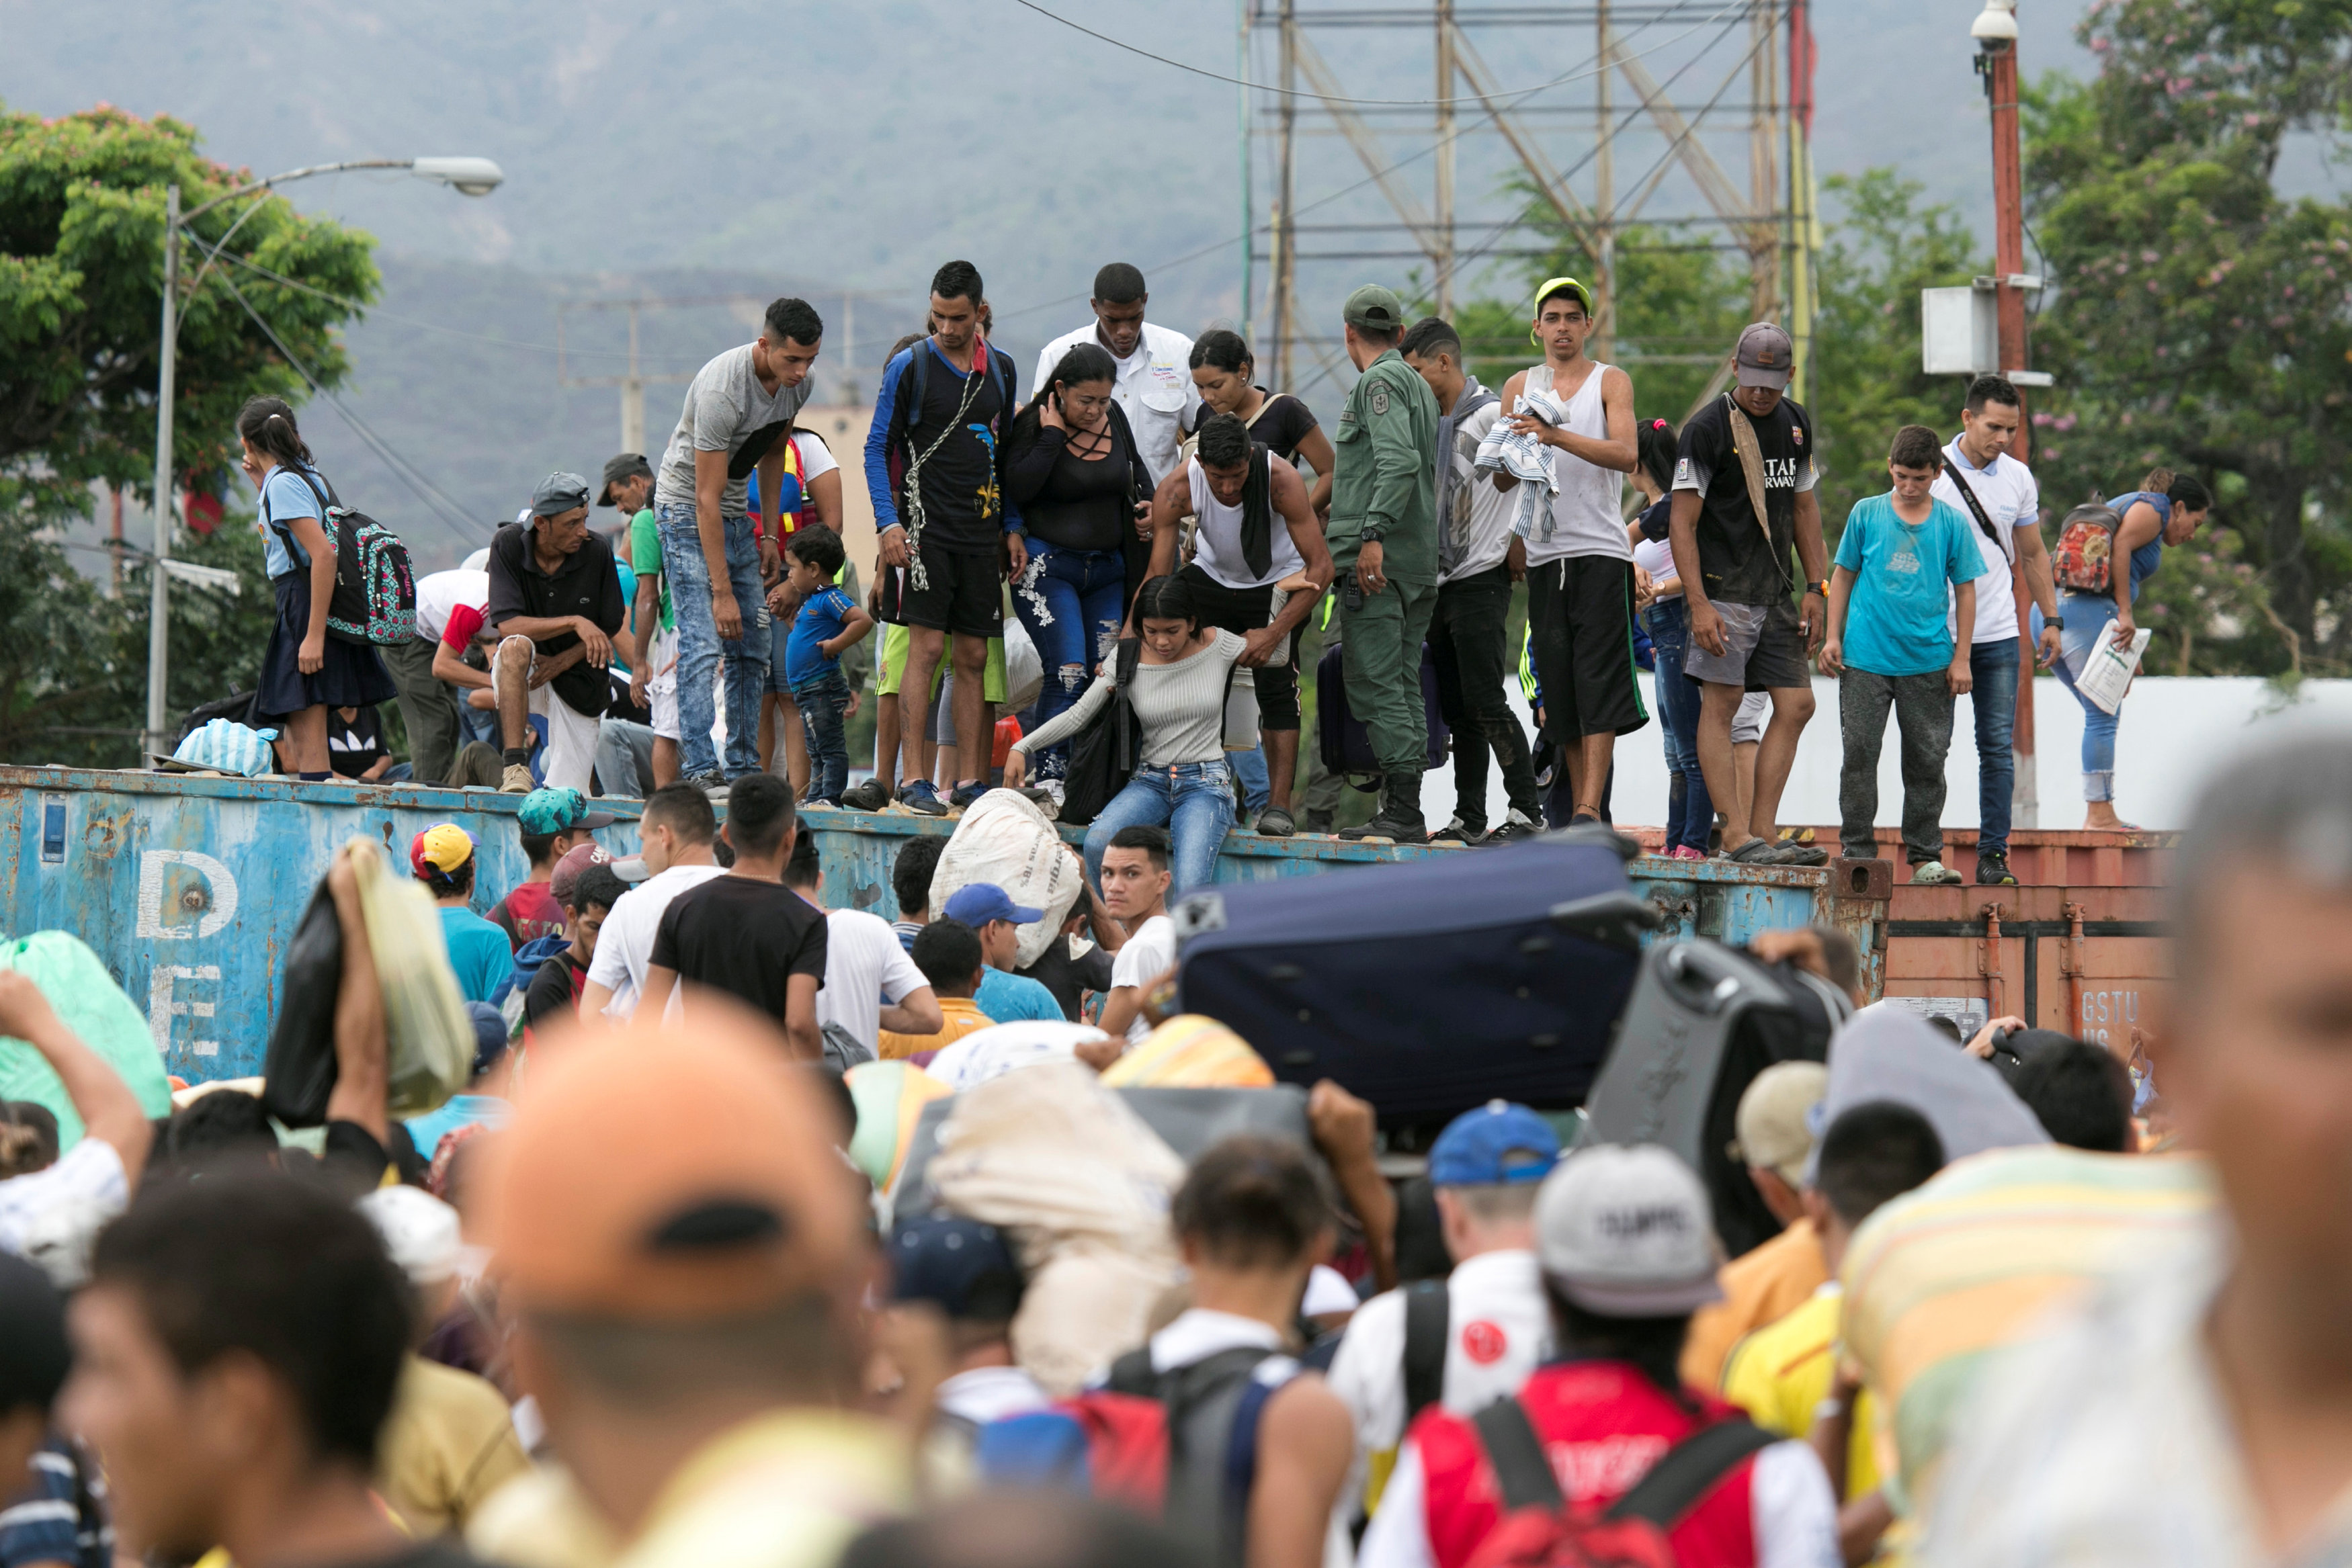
[
  {"left": 1820, "top": 425, "right": 1984, "bottom": 884},
  {"left": 780, "top": 527, "right": 872, "bottom": 804}
]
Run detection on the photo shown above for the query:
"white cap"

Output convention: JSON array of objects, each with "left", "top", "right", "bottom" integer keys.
[
  {"left": 358, "top": 1186, "right": 464, "bottom": 1287},
  {"left": 1535, "top": 1144, "right": 1723, "bottom": 1315}
]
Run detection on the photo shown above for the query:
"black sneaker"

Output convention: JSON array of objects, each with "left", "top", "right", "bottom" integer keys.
[
  {"left": 947, "top": 781, "right": 987, "bottom": 811},
  {"left": 1428, "top": 818, "right": 1476, "bottom": 844},
  {"left": 1337, "top": 813, "right": 1429, "bottom": 845},
  {"left": 840, "top": 778, "right": 892, "bottom": 812},
  {"left": 1976, "top": 853, "right": 2019, "bottom": 885},
  {"left": 1483, "top": 812, "right": 1541, "bottom": 845}
]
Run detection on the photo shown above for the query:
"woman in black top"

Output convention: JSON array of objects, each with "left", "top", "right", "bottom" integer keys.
[
  {"left": 1005, "top": 341, "right": 1153, "bottom": 793},
  {"left": 1187, "top": 329, "right": 1336, "bottom": 517}
]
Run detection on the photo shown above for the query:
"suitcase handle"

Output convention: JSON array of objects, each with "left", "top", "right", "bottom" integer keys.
[{"left": 1547, "top": 891, "right": 1666, "bottom": 952}]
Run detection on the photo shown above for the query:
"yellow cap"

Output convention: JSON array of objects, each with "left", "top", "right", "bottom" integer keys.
[{"left": 1531, "top": 277, "right": 1595, "bottom": 343}]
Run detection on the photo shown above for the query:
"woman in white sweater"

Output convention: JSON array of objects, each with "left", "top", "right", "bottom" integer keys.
[{"left": 1004, "top": 576, "right": 1249, "bottom": 893}]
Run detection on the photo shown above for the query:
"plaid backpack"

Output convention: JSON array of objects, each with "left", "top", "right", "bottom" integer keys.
[{"left": 263, "top": 471, "right": 419, "bottom": 646}]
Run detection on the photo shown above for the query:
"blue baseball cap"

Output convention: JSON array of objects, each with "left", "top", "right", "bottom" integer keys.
[
  {"left": 887, "top": 1215, "right": 1025, "bottom": 1321},
  {"left": 1429, "top": 1100, "right": 1562, "bottom": 1188},
  {"left": 941, "top": 883, "right": 1044, "bottom": 928}
]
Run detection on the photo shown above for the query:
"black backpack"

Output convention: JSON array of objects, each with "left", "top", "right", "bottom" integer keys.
[
  {"left": 1103, "top": 1344, "right": 1285, "bottom": 1567},
  {"left": 1058, "top": 636, "right": 1144, "bottom": 826},
  {"left": 262, "top": 470, "right": 418, "bottom": 646}
]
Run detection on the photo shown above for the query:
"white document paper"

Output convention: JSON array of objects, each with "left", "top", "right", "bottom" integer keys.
[{"left": 2073, "top": 626, "right": 2152, "bottom": 715}]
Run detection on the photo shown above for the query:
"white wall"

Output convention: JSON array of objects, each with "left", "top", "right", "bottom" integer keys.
[{"left": 1426, "top": 674, "right": 2352, "bottom": 834}]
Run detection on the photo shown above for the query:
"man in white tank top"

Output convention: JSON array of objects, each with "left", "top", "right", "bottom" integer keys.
[
  {"left": 1490, "top": 278, "right": 1646, "bottom": 826},
  {"left": 1142, "top": 413, "right": 1334, "bottom": 834}
]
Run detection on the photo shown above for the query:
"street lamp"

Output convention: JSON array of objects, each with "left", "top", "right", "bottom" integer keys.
[{"left": 144, "top": 157, "right": 505, "bottom": 758}]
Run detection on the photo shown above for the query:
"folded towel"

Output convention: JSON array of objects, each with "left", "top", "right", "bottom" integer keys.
[{"left": 1474, "top": 391, "right": 1568, "bottom": 543}]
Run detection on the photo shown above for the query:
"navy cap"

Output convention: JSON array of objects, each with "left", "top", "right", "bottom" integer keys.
[
  {"left": 888, "top": 1215, "right": 1025, "bottom": 1321},
  {"left": 941, "top": 883, "right": 1044, "bottom": 928},
  {"left": 1429, "top": 1100, "right": 1561, "bottom": 1188},
  {"left": 465, "top": 1002, "right": 510, "bottom": 1080}
]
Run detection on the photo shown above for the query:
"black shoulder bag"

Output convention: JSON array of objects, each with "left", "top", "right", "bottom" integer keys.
[{"left": 1058, "top": 637, "right": 1143, "bottom": 826}]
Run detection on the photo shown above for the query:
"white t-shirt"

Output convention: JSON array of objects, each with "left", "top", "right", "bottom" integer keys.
[
  {"left": 1325, "top": 1249, "right": 1554, "bottom": 1537},
  {"left": 1437, "top": 398, "right": 1519, "bottom": 585},
  {"left": 792, "top": 429, "right": 841, "bottom": 484},
  {"left": 585, "top": 863, "right": 728, "bottom": 1017},
  {"left": 1034, "top": 322, "right": 1201, "bottom": 485},
  {"left": 1632, "top": 536, "right": 1681, "bottom": 597},
  {"left": 814, "top": 906, "right": 927, "bottom": 1049},
  {"left": 413, "top": 569, "right": 491, "bottom": 645},
  {"left": 1109, "top": 914, "right": 1177, "bottom": 1044},
  {"left": 1931, "top": 438, "right": 2040, "bottom": 647}
]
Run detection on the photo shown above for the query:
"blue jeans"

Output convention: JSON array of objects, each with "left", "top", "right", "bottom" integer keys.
[
  {"left": 1011, "top": 539, "right": 1128, "bottom": 781},
  {"left": 1231, "top": 746, "right": 1270, "bottom": 816},
  {"left": 1083, "top": 759, "right": 1236, "bottom": 896},
  {"left": 657, "top": 505, "right": 767, "bottom": 779},
  {"left": 1642, "top": 598, "right": 1714, "bottom": 853},
  {"left": 2037, "top": 592, "right": 2120, "bottom": 801},
  {"left": 1968, "top": 640, "right": 2020, "bottom": 857},
  {"left": 793, "top": 668, "right": 851, "bottom": 803}
]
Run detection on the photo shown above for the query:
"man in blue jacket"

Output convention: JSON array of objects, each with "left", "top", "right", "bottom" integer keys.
[{"left": 864, "top": 260, "right": 1025, "bottom": 815}]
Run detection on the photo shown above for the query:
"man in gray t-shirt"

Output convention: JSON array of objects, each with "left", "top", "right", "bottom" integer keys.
[{"left": 651, "top": 297, "right": 823, "bottom": 789}]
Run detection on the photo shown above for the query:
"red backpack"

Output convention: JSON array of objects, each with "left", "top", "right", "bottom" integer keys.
[{"left": 1462, "top": 1399, "right": 1776, "bottom": 1568}]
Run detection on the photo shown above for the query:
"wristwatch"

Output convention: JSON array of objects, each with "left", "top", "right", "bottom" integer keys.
[
  {"left": 1360, "top": 521, "right": 1389, "bottom": 545},
  {"left": 2050, "top": 615, "right": 2066, "bottom": 629}
]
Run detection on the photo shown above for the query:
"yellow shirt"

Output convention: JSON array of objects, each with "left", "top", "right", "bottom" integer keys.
[
  {"left": 376, "top": 1355, "right": 534, "bottom": 1538},
  {"left": 617, "top": 1408, "right": 912, "bottom": 1568},
  {"left": 1720, "top": 1284, "right": 1879, "bottom": 1500},
  {"left": 879, "top": 996, "right": 993, "bottom": 1061},
  {"left": 1680, "top": 1217, "right": 1830, "bottom": 1391}
]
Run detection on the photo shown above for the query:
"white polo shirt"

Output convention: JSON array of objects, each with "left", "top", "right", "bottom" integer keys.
[
  {"left": 1932, "top": 438, "right": 2040, "bottom": 648},
  {"left": 1034, "top": 321, "right": 1201, "bottom": 486}
]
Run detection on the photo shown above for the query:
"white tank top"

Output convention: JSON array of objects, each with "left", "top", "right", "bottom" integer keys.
[
  {"left": 1527, "top": 361, "right": 1630, "bottom": 566},
  {"left": 1187, "top": 455, "right": 1303, "bottom": 591}
]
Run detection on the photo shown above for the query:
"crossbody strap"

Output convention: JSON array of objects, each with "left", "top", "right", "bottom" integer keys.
[
  {"left": 1721, "top": 396, "right": 1795, "bottom": 593},
  {"left": 1401, "top": 1280, "right": 1450, "bottom": 1427},
  {"left": 1603, "top": 1418, "right": 1778, "bottom": 1528},
  {"left": 1941, "top": 458, "right": 2013, "bottom": 564},
  {"left": 1470, "top": 1398, "right": 1564, "bottom": 1513}
]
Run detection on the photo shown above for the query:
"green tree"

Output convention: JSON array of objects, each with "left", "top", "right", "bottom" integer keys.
[
  {"left": 2023, "top": 0, "right": 2352, "bottom": 675},
  {"left": 0, "top": 102, "right": 376, "bottom": 763},
  {"left": 1806, "top": 171, "right": 1987, "bottom": 537}
]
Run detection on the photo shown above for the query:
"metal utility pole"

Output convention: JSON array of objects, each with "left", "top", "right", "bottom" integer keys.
[
  {"left": 1434, "top": 0, "right": 1456, "bottom": 318},
  {"left": 1594, "top": 0, "right": 1613, "bottom": 359},
  {"left": 1973, "top": 0, "right": 2040, "bottom": 826},
  {"left": 1272, "top": 0, "right": 1298, "bottom": 389}
]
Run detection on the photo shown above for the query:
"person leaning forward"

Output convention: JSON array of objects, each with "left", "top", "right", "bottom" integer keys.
[{"left": 1329, "top": 285, "right": 1441, "bottom": 844}]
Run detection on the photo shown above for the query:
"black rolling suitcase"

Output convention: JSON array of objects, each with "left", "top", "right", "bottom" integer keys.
[
  {"left": 1583, "top": 940, "right": 1849, "bottom": 1258},
  {"left": 1316, "top": 640, "right": 1450, "bottom": 780},
  {"left": 1172, "top": 834, "right": 1658, "bottom": 1133}
]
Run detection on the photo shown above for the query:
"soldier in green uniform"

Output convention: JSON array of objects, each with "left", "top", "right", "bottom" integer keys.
[{"left": 1328, "top": 285, "right": 1441, "bottom": 844}]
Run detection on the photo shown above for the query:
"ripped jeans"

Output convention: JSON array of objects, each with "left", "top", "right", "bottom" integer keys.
[{"left": 1011, "top": 537, "right": 1128, "bottom": 781}]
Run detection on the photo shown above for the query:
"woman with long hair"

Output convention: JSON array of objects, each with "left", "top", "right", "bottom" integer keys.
[
  {"left": 1003, "top": 341, "right": 1154, "bottom": 801},
  {"left": 2041, "top": 466, "right": 2211, "bottom": 828},
  {"left": 1187, "top": 330, "right": 1337, "bottom": 518},
  {"left": 1003, "top": 575, "right": 1247, "bottom": 894},
  {"left": 1627, "top": 415, "right": 1712, "bottom": 859},
  {"left": 239, "top": 396, "right": 395, "bottom": 778}
]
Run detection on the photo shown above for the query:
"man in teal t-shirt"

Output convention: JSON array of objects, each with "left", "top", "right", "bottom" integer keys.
[
  {"left": 410, "top": 823, "right": 518, "bottom": 1004},
  {"left": 1820, "top": 425, "right": 1984, "bottom": 883}
]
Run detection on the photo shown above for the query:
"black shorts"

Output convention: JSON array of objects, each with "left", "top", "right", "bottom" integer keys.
[
  {"left": 1525, "top": 554, "right": 1649, "bottom": 745},
  {"left": 900, "top": 541, "right": 1004, "bottom": 640},
  {"left": 1177, "top": 563, "right": 1300, "bottom": 730}
]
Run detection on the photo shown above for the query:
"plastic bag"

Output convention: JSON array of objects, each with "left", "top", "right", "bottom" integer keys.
[
  {"left": 929, "top": 790, "right": 1086, "bottom": 969},
  {"left": 263, "top": 839, "right": 476, "bottom": 1127},
  {"left": 927, "top": 1061, "right": 1189, "bottom": 1395},
  {"left": 0, "top": 933, "right": 176, "bottom": 1148},
  {"left": 1001, "top": 615, "right": 1044, "bottom": 714}
]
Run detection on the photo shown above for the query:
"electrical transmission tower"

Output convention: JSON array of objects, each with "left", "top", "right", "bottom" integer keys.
[{"left": 1245, "top": 0, "right": 1818, "bottom": 412}]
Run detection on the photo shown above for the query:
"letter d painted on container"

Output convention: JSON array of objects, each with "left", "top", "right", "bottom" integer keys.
[{"left": 136, "top": 850, "right": 238, "bottom": 940}]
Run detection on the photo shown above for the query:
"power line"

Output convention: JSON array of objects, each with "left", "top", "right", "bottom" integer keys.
[{"left": 1008, "top": 0, "right": 1734, "bottom": 106}]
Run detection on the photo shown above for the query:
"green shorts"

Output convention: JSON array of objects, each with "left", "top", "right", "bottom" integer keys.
[{"left": 875, "top": 623, "right": 1005, "bottom": 703}]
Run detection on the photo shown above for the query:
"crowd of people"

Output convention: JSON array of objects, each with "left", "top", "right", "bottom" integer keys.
[
  {"left": 0, "top": 721, "right": 2343, "bottom": 1568},
  {"left": 225, "top": 255, "right": 2208, "bottom": 881}
]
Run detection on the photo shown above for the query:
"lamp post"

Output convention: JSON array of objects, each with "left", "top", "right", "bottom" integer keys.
[
  {"left": 144, "top": 157, "right": 504, "bottom": 757},
  {"left": 1972, "top": 0, "right": 2041, "bottom": 827}
]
